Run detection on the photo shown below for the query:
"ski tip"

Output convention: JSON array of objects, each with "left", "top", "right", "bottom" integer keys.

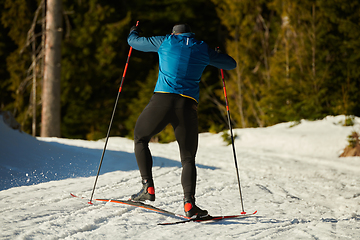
[
  {"left": 241, "top": 210, "right": 257, "bottom": 215},
  {"left": 70, "top": 193, "right": 83, "bottom": 199}
]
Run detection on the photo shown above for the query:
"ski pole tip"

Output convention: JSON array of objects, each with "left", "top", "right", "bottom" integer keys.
[
  {"left": 241, "top": 211, "right": 246, "bottom": 215},
  {"left": 88, "top": 201, "right": 93, "bottom": 205}
]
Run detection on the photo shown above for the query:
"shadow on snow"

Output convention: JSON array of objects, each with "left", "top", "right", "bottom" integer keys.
[{"left": 0, "top": 140, "right": 217, "bottom": 191}]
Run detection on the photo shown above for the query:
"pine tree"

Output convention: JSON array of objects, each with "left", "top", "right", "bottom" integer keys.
[
  {"left": 318, "top": 0, "right": 360, "bottom": 116},
  {"left": 1, "top": 0, "right": 37, "bottom": 130},
  {"left": 212, "top": 0, "right": 275, "bottom": 127},
  {"left": 212, "top": 0, "right": 360, "bottom": 126},
  {"left": 60, "top": 0, "right": 133, "bottom": 139},
  {"left": 0, "top": 0, "right": 17, "bottom": 111}
]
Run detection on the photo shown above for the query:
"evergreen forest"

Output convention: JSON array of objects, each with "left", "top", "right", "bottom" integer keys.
[{"left": 1, "top": 0, "right": 359, "bottom": 142}]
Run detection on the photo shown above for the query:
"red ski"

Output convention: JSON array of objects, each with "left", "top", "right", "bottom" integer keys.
[
  {"left": 71, "top": 193, "right": 190, "bottom": 219},
  {"left": 158, "top": 211, "right": 258, "bottom": 225}
]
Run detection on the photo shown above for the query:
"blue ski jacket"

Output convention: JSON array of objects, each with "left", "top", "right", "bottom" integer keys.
[{"left": 127, "top": 30, "right": 237, "bottom": 102}]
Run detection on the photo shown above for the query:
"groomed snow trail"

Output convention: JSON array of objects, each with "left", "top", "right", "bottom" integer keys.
[{"left": 1, "top": 116, "right": 359, "bottom": 239}]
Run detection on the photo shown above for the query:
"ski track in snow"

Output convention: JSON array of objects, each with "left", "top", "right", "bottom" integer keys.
[{"left": 0, "top": 115, "right": 360, "bottom": 239}]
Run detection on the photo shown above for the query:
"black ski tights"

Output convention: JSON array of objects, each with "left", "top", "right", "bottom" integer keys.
[{"left": 134, "top": 93, "right": 198, "bottom": 197}]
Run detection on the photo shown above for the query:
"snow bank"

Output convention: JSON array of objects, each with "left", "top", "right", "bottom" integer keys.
[
  {"left": 233, "top": 116, "right": 359, "bottom": 158},
  {"left": 0, "top": 115, "right": 138, "bottom": 191}
]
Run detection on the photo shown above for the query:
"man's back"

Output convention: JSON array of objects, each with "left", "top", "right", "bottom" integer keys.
[
  {"left": 156, "top": 33, "right": 209, "bottom": 101},
  {"left": 158, "top": 33, "right": 209, "bottom": 81},
  {"left": 127, "top": 28, "right": 236, "bottom": 101}
]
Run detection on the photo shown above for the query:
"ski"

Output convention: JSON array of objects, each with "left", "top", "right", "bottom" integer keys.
[
  {"left": 70, "top": 193, "right": 190, "bottom": 220},
  {"left": 95, "top": 198, "right": 190, "bottom": 219},
  {"left": 70, "top": 193, "right": 257, "bottom": 225},
  {"left": 158, "top": 211, "right": 258, "bottom": 225}
]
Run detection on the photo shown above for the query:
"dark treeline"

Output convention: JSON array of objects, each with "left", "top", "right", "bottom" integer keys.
[{"left": 1, "top": 0, "right": 359, "bottom": 142}]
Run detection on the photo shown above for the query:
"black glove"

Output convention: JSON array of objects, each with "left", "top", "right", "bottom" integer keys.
[{"left": 130, "top": 25, "right": 142, "bottom": 34}]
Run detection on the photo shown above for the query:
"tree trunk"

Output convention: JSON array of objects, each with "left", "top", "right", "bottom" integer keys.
[
  {"left": 32, "top": 33, "right": 37, "bottom": 136},
  {"left": 41, "top": 0, "right": 62, "bottom": 137}
]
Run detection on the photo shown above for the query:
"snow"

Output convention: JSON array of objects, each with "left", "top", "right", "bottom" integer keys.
[{"left": 1, "top": 115, "right": 359, "bottom": 239}]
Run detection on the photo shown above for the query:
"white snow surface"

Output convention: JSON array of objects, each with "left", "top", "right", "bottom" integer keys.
[{"left": 1, "top": 115, "right": 360, "bottom": 239}]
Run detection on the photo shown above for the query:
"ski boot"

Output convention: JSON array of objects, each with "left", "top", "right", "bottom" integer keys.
[
  {"left": 184, "top": 195, "right": 208, "bottom": 218},
  {"left": 130, "top": 179, "right": 155, "bottom": 202}
]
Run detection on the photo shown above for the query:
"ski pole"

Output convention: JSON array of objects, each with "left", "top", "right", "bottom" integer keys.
[
  {"left": 88, "top": 21, "right": 139, "bottom": 204},
  {"left": 220, "top": 68, "right": 246, "bottom": 214}
]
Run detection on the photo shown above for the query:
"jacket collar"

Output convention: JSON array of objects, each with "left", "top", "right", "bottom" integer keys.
[{"left": 178, "top": 32, "right": 195, "bottom": 38}]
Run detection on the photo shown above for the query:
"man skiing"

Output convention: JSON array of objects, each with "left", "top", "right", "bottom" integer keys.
[{"left": 127, "top": 23, "right": 236, "bottom": 218}]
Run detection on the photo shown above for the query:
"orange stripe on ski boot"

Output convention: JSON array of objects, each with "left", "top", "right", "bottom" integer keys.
[
  {"left": 147, "top": 187, "right": 155, "bottom": 195},
  {"left": 184, "top": 202, "right": 193, "bottom": 212}
]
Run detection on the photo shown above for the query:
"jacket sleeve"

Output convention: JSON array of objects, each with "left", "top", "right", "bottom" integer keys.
[
  {"left": 208, "top": 47, "right": 237, "bottom": 70},
  {"left": 127, "top": 31, "right": 166, "bottom": 52}
]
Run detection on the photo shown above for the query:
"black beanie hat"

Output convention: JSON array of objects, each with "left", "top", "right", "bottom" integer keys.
[{"left": 172, "top": 24, "right": 191, "bottom": 34}]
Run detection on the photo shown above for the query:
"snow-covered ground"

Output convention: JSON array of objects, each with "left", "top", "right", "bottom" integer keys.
[{"left": 1, "top": 115, "right": 359, "bottom": 239}]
